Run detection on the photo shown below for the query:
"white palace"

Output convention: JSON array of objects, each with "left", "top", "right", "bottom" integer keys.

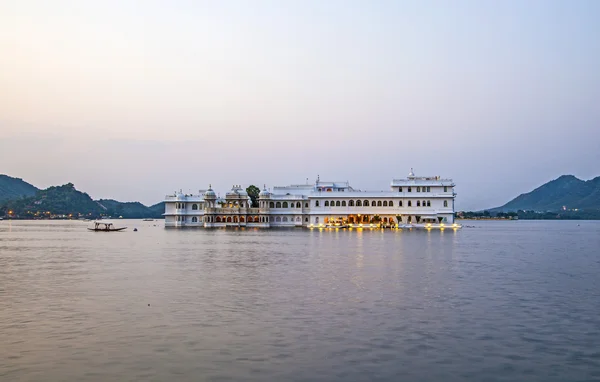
[{"left": 164, "top": 169, "right": 458, "bottom": 229}]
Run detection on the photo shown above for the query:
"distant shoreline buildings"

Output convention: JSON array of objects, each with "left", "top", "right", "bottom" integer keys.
[{"left": 163, "top": 169, "right": 457, "bottom": 229}]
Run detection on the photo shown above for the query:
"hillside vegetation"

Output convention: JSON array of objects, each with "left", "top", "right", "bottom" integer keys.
[
  {"left": 492, "top": 175, "right": 600, "bottom": 212},
  {"left": 0, "top": 175, "right": 39, "bottom": 202}
]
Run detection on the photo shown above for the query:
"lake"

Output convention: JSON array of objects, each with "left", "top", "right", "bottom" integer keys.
[{"left": 1, "top": 220, "right": 599, "bottom": 381}]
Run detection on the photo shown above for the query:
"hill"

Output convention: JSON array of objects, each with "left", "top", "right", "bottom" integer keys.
[
  {"left": 2, "top": 183, "right": 104, "bottom": 218},
  {"left": 0, "top": 175, "right": 39, "bottom": 202},
  {"left": 491, "top": 175, "right": 600, "bottom": 213},
  {"left": 97, "top": 199, "right": 164, "bottom": 219},
  {"left": 0, "top": 178, "right": 164, "bottom": 219}
]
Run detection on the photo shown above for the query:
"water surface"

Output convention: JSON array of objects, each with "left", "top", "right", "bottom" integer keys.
[{"left": 1, "top": 220, "right": 600, "bottom": 381}]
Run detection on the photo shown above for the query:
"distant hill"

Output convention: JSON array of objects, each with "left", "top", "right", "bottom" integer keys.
[
  {"left": 0, "top": 175, "right": 39, "bottom": 202},
  {"left": 0, "top": 176, "right": 164, "bottom": 219},
  {"left": 97, "top": 199, "right": 164, "bottom": 219},
  {"left": 491, "top": 175, "right": 600, "bottom": 212},
  {"left": 2, "top": 183, "right": 104, "bottom": 218}
]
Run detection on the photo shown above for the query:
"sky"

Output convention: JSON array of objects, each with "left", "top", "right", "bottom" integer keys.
[{"left": 1, "top": 0, "right": 599, "bottom": 210}]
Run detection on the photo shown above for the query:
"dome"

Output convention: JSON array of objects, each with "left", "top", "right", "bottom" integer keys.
[
  {"left": 226, "top": 184, "right": 246, "bottom": 198},
  {"left": 204, "top": 185, "right": 216, "bottom": 198},
  {"left": 259, "top": 185, "right": 271, "bottom": 198}
]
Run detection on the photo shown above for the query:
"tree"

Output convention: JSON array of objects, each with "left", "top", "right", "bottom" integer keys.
[{"left": 246, "top": 185, "right": 260, "bottom": 208}]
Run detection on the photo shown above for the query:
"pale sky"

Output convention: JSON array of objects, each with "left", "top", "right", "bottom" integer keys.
[{"left": 1, "top": 0, "right": 599, "bottom": 210}]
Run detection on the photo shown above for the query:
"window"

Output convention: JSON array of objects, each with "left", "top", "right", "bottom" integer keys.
[
  {"left": 427, "top": 186, "right": 431, "bottom": 192},
  {"left": 408, "top": 201, "right": 412, "bottom": 207},
  {"left": 283, "top": 202, "right": 288, "bottom": 208},
  {"left": 364, "top": 200, "right": 369, "bottom": 206},
  {"left": 276, "top": 217, "right": 281, "bottom": 222},
  {"left": 383, "top": 201, "right": 388, "bottom": 207},
  {"left": 417, "top": 187, "right": 421, "bottom": 192},
  {"left": 444, "top": 186, "right": 448, "bottom": 192},
  {"left": 192, "top": 217, "right": 198, "bottom": 222},
  {"left": 269, "top": 202, "right": 274, "bottom": 208},
  {"left": 417, "top": 201, "right": 421, "bottom": 207},
  {"left": 377, "top": 201, "right": 382, "bottom": 207},
  {"left": 296, "top": 202, "right": 301, "bottom": 208},
  {"left": 336, "top": 201, "right": 340, "bottom": 207},
  {"left": 399, "top": 187, "right": 403, "bottom": 192},
  {"left": 276, "top": 202, "right": 281, "bottom": 208},
  {"left": 349, "top": 200, "right": 354, "bottom": 206},
  {"left": 356, "top": 200, "right": 362, "bottom": 206},
  {"left": 315, "top": 201, "right": 320, "bottom": 207},
  {"left": 342, "top": 201, "right": 346, "bottom": 207},
  {"left": 444, "top": 200, "right": 448, "bottom": 207},
  {"left": 325, "top": 201, "right": 329, "bottom": 207},
  {"left": 422, "top": 200, "right": 426, "bottom": 206},
  {"left": 427, "top": 200, "right": 431, "bottom": 207},
  {"left": 330, "top": 201, "right": 335, "bottom": 206},
  {"left": 398, "top": 201, "right": 402, "bottom": 207},
  {"left": 305, "top": 217, "right": 308, "bottom": 222},
  {"left": 283, "top": 217, "right": 288, "bottom": 222},
  {"left": 305, "top": 203, "right": 308, "bottom": 208},
  {"left": 296, "top": 217, "right": 300, "bottom": 222},
  {"left": 389, "top": 201, "right": 394, "bottom": 207},
  {"left": 408, "top": 187, "right": 412, "bottom": 192}
]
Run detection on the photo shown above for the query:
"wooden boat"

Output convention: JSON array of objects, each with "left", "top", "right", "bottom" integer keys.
[{"left": 88, "top": 221, "right": 127, "bottom": 232}]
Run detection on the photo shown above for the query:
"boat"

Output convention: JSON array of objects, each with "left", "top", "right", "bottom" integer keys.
[
  {"left": 142, "top": 218, "right": 154, "bottom": 221},
  {"left": 88, "top": 221, "right": 127, "bottom": 232}
]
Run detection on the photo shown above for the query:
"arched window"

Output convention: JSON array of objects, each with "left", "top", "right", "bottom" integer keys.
[
  {"left": 296, "top": 202, "right": 301, "bottom": 208},
  {"left": 349, "top": 200, "right": 354, "bottom": 206},
  {"left": 192, "top": 217, "right": 198, "bottom": 222},
  {"left": 269, "top": 202, "right": 274, "bottom": 208},
  {"left": 233, "top": 216, "right": 238, "bottom": 223},
  {"left": 276, "top": 217, "right": 281, "bottom": 222},
  {"left": 283, "top": 217, "right": 288, "bottom": 222},
  {"left": 283, "top": 202, "right": 288, "bottom": 208},
  {"left": 216, "top": 216, "right": 222, "bottom": 222},
  {"left": 247, "top": 216, "right": 253, "bottom": 223},
  {"left": 226, "top": 217, "right": 232, "bottom": 222},
  {"left": 305, "top": 217, "right": 308, "bottom": 222},
  {"left": 427, "top": 200, "right": 431, "bottom": 207},
  {"left": 417, "top": 201, "right": 421, "bottom": 207},
  {"left": 356, "top": 200, "right": 362, "bottom": 206},
  {"left": 276, "top": 202, "right": 281, "bottom": 208},
  {"left": 444, "top": 200, "right": 448, "bottom": 207},
  {"left": 315, "top": 201, "right": 320, "bottom": 207},
  {"left": 364, "top": 200, "right": 369, "bottom": 206},
  {"left": 192, "top": 204, "right": 198, "bottom": 210},
  {"left": 305, "top": 203, "right": 308, "bottom": 208},
  {"left": 417, "top": 187, "right": 421, "bottom": 192},
  {"left": 296, "top": 217, "right": 301, "bottom": 222},
  {"left": 377, "top": 201, "right": 382, "bottom": 207},
  {"left": 383, "top": 201, "right": 388, "bottom": 207},
  {"left": 336, "top": 201, "right": 340, "bottom": 207},
  {"left": 398, "top": 201, "right": 402, "bottom": 207},
  {"left": 422, "top": 200, "right": 426, "bottom": 206},
  {"left": 325, "top": 201, "right": 329, "bottom": 207},
  {"left": 408, "top": 201, "right": 412, "bottom": 207},
  {"left": 342, "top": 201, "right": 346, "bottom": 207},
  {"left": 389, "top": 200, "right": 394, "bottom": 206}
]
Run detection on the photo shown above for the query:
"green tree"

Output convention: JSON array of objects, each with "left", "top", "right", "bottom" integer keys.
[{"left": 246, "top": 185, "right": 260, "bottom": 208}]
